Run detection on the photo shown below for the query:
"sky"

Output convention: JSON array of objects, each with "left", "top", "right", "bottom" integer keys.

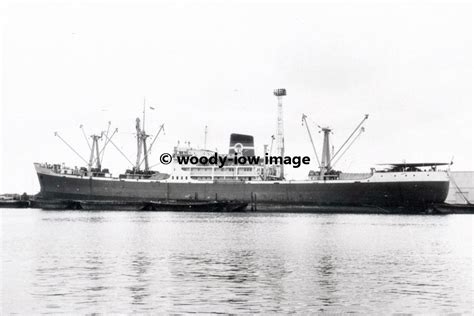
[{"left": 1, "top": 0, "right": 472, "bottom": 194}]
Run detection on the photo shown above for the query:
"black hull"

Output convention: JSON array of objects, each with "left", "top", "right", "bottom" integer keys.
[
  {"left": 0, "top": 200, "right": 29, "bottom": 208},
  {"left": 36, "top": 172, "right": 449, "bottom": 210},
  {"left": 30, "top": 199, "right": 248, "bottom": 212}
]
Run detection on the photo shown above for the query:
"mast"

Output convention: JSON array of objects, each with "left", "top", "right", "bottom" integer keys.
[
  {"left": 142, "top": 98, "right": 146, "bottom": 135},
  {"left": 142, "top": 100, "right": 150, "bottom": 171},
  {"left": 139, "top": 124, "right": 165, "bottom": 168},
  {"left": 88, "top": 134, "right": 102, "bottom": 173},
  {"left": 94, "top": 135, "right": 101, "bottom": 170},
  {"left": 320, "top": 127, "right": 332, "bottom": 178},
  {"left": 135, "top": 117, "right": 142, "bottom": 171},
  {"left": 135, "top": 100, "right": 152, "bottom": 172},
  {"left": 317, "top": 114, "right": 368, "bottom": 179},
  {"left": 143, "top": 132, "right": 150, "bottom": 172},
  {"left": 273, "top": 88, "right": 286, "bottom": 180}
]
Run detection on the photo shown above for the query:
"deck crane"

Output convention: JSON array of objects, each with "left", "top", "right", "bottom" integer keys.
[{"left": 301, "top": 114, "right": 321, "bottom": 170}]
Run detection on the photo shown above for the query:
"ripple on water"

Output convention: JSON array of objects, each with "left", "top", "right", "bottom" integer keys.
[{"left": 1, "top": 210, "right": 473, "bottom": 314}]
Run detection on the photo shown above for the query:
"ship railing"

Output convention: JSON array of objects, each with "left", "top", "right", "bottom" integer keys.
[
  {"left": 376, "top": 168, "right": 446, "bottom": 173},
  {"left": 338, "top": 173, "right": 373, "bottom": 180}
]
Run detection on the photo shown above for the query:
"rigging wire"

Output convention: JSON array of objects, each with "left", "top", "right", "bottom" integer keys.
[
  {"left": 330, "top": 114, "right": 369, "bottom": 164},
  {"left": 100, "top": 121, "right": 111, "bottom": 163},
  {"left": 332, "top": 127, "right": 365, "bottom": 169},
  {"left": 80, "top": 125, "right": 91, "bottom": 150},
  {"left": 54, "top": 132, "right": 88, "bottom": 165},
  {"left": 102, "top": 133, "right": 135, "bottom": 168},
  {"left": 301, "top": 114, "right": 321, "bottom": 168}
]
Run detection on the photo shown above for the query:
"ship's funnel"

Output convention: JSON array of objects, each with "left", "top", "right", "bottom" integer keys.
[{"left": 228, "top": 134, "right": 255, "bottom": 156}]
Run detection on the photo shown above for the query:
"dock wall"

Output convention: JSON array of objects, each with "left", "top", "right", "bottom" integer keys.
[{"left": 446, "top": 171, "right": 474, "bottom": 204}]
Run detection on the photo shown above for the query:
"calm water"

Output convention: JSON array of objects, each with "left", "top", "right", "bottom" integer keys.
[{"left": 1, "top": 209, "right": 473, "bottom": 314}]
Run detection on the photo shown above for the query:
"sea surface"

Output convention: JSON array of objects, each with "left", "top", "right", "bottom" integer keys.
[{"left": 1, "top": 209, "right": 473, "bottom": 314}]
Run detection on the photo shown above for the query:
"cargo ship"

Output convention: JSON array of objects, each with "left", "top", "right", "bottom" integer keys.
[{"left": 34, "top": 89, "right": 450, "bottom": 212}]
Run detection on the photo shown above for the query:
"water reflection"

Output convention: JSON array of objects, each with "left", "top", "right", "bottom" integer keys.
[
  {"left": 1, "top": 210, "right": 472, "bottom": 314},
  {"left": 128, "top": 253, "right": 152, "bottom": 306},
  {"left": 316, "top": 255, "right": 337, "bottom": 308}
]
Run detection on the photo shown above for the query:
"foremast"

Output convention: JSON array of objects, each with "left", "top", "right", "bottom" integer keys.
[{"left": 135, "top": 117, "right": 150, "bottom": 172}]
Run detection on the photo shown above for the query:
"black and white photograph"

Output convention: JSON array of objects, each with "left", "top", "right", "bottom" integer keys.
[{"left": 1, "top": 0, "right": 473, "bottom": 313}]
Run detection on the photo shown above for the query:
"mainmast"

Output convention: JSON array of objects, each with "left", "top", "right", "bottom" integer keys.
[
  {"left": 320, "top": 127, "right": 332, "bottom": 178},
  {"left": 273, "top": 88, "right": 286, "bottom": 180},
  {"left": 135, "top": 117, "right": 143, "bottom": 171},
  {"left": 143, "top": 132, "right": 150, "bottom": 172},
  {"left": 135, "top": 100, "right": 157, "bottom": 173},
  {"left": 135, "top": 118, "right": 151, "bottom": 172}
]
